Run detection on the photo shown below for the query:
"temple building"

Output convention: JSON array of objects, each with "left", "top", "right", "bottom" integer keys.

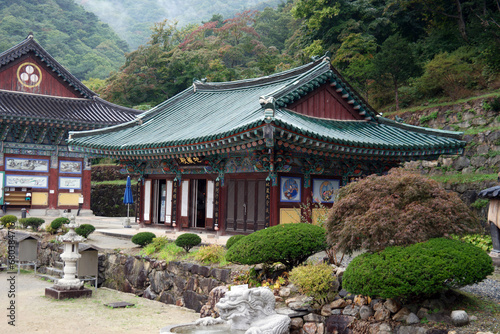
[
  {"left": 0, "top": 34, "right": 141, "bottom": 215},
  {"left": 68, "top": 55, "right": 465, "bottom": 233}
]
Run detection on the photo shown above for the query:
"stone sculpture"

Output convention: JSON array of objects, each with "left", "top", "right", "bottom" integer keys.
[{"left": 196, "top": 286, "right": 290, "bottom": 334}]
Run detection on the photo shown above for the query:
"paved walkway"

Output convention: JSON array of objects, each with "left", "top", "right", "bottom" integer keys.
[{"left": 39, "top": 215, "right": 232, "bottom": 250}]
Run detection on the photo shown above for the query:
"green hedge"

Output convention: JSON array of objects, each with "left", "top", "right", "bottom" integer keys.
[
  {"left": 75, "top": 224, "right": 96, "bottom": 238},
  {"left": 226, "top": 223, "right": 327, "bottom": 269},
  {"left": 0, "top": 215, "right": 17, "bottom": 227},
  {"left": 175, "top": 233, "right": 202, "bottom": 253},
  {"left": 343, "top": 238, "right": 494, "bottom": 299},
  {"left": 131, "top": 232, "right": 156, "bottom": 247},
  {"left": 19, "top": 217, "right": 45, "bottom": 230},
  {"left": 226, "top": 235, "right": 246, "bottom": 249}
]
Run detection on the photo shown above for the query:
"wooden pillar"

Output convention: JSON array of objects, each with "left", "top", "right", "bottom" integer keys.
[
  {"left": 48, "top": 156, "right": 58, "bottom": 209},
  {"left": 270, "top": 179, "right": 279, "bottom": 226}
]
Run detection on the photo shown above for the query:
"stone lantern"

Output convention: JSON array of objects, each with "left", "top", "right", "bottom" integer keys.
[
  {"left": 45, "top": 216, "right": 92, "bottom": 299},
  {"left": 478, "top": 185, "right": 500, "bottom": 267}
]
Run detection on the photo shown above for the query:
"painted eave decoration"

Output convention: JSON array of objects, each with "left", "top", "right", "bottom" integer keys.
[{"left": 68, "top": 56, "right": 465, "bottom": 161}]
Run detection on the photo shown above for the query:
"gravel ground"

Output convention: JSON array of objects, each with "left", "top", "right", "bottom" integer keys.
[{"left": 460, "top": 278, "right": 500, "bottom": 303}]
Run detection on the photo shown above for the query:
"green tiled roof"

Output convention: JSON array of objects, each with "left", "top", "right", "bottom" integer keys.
[{"left": 68, "top": 57, "right": 465, "bottom": 159}]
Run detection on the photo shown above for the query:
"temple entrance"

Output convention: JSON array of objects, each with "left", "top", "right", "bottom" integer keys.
[
  {"left": 180, "top": 179, "right": 215, "bottom": 229},
  {"left": 151, "top": 179, "right": 173, "bottom": 225},
  {"left": 189, "top": 179, "right": 207, "bottom": 228},
  {"left": 226, "top": 179, "right": 266, "bottom": 232}
]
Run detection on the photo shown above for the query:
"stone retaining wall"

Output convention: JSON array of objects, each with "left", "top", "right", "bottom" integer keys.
[{"left": 35, "top": 241, "right": 231, "bottom": 312}]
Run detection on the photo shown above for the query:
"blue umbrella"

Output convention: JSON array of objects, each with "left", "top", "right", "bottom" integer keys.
[{"left": 123, "top": 176, "right": 133, "bottom": 224}]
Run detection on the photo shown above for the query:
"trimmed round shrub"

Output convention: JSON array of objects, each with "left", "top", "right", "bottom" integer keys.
[
  {"left": 226, "top": 223, "right": 327, "bottom": 269},
  {"left": 175, "top": 233, "right": 202, "bottom": 253},
  {"left": 75, "top": 224, "right": 96, "bottom": 238},
  {"left": 131, "top": 232, "right": 156, "bottom": 247},
  {"left": 226, "top": 235, "right": 246, "bottom": 249},
  {"left": 1, "top": 215, "right": 17, "bottom": 227},
  {"left": 343, "top": 238, "right": 494, "bottom": 300},
  {"left": 51, "top": 217, "right": 70, "bottom": 226},
  {"left": 50, "top": 219, "right": 64, "bottom": 230},
  {"left": 20, "top": 217, "right": 45, "bottom": 230}
]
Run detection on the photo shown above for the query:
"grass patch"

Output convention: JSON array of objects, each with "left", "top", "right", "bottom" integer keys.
[
  {"left": 430, "top": 173, "right": 497, "bottom": 184},
  {"left": 455, "top": 290, "right": 500, "bottom": 315}
]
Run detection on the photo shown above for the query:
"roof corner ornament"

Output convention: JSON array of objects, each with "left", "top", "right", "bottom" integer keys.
[
  {"left": 259, "top": 96, "right": 276, "bottom": 123},
  {"left": 323, "top": 51, "right": 331, "bottom": 62}
]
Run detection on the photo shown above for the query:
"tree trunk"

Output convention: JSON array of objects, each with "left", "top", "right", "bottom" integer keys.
[
  {"left": 393, "top": 76, "right": 399, "bottom": 111},
  {"left": 455, "top": 0, "right": 469, "bottom": 42}
]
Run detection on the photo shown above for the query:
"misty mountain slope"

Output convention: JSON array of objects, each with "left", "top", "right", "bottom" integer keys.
[
  {"left": 79, "top": 0, "right": 281, "bottom": 50},
  {"left": 0, "top": 0, "right": 128, "bottom": 80}
]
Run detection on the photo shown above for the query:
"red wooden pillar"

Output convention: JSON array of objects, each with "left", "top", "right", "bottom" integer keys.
[
  {"left": 48, "top": 161, "right": 58, "bottom": 209},
  {"left": 81, "top": 168, "right": 91, "bottom": 210},
  {"left": 270, "top": 180, "right": 279, "bottom": 226},
  {"left": 302, "top": 176, "right": 313, "bottom": 224},
  {"left": 217, "top": 177, "right": 226, "bottom": 234}
]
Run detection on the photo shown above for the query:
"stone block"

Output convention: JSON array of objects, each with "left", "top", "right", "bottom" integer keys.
[
  {"left": 397, "top": 326, "right": 427, "bottom": 334},
  {"left": 384, "top": 298, "right": 402, "bottom": 313},
  {"left": 406, "top": 313, "right": 420, "bottom": 325},
  {"left": 303, "top": 313, "right": 324, "bottom": 323},
  {"left": 451, "top": 310, "right": 469, "bottom": 326},
  {"left": 290, "top": 317, "right": 304, "bottom": 329},
  {"left": 45, "top": 286, "right": 92, "bottom": 300},
  {"left": 342, "top": 305, "right": 359, "bottom": 317},
  {"left": 374, "top": 308, "right": 391, "bottom": 321},
  {"left": 321, "top": 304, "right": 332, "bottom": 316},
  {"left": 303, "top": 322, "right": 317, "bottom": 334},
  {"left": 392, "top": 307, "right": 410, "bottom": 322},
  {"left": 330, "top": 298, "right": 347, "bottom": 309},
  {"left": 359, "top": 305, "right": 374, "bottom": 320},
  {"left": 325, "top": 315, "right": 354, "bottom": 334}
]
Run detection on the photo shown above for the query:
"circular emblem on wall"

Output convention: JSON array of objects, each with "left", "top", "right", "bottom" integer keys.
[{"left": 17, "top": 62, "right": 42, "bottom": 88}]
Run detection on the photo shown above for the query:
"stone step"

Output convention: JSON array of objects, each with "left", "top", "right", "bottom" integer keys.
[{"left": 36, "top": 273, "right": 59, "bottom": 283}]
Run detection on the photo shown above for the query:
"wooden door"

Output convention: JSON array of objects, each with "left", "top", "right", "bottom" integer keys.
[{"left": 226, "top": 179, "right": 266, "bottom": 232}]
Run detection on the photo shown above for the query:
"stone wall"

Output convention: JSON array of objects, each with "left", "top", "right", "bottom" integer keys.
[
  {"left": 392, "top": 97, "right": 500, "bottom": 223},
  {"left": 34, "top": 242, "right": 231, "bottom": 313}
]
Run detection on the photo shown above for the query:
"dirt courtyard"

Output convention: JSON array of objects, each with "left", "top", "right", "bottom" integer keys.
[{"left": 0, "top": 272, "right": 200, "bottom": 334}]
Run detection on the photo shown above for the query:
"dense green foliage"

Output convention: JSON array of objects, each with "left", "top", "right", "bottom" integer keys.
[
  {"left": 80, "top": 0, "right": 281, "bottom": 50},
  {"left": 326, "top": 169, "right": 481, "bottom": 254},
  {"left": 75, "top": 224, "right": 96, "bottom": 238},
  {"left": 0, "top": 215, "right": 17, "bottom": 227},
  {"left": 226, "top": 223, "right": 327, "bottom": 269},
  {"left": 343, "top": 238, "right": 494, "bottom": 299},
  {"left": 19, "top": 217, "right": 45, "bottom": 230},
  {"left": 131, "top": 232, "right": 156, "bottom": 247},
  {"left": 97, "top": 0, "right": 500, "bottom": 110},
  {"left": 225, "top": 235, "right": 246, "bottom": 249},
  {"left": 2, "top": 0, "right": 498, "bottom": 111},
  {"left": 175, "top": 233, "right": 202, "bottom": 253},
  {"left": 289, "top": 262, "right": 337, "bottom": 300},
  {"left": 0, "top": 0, "right": 128, "bottom": 80}
]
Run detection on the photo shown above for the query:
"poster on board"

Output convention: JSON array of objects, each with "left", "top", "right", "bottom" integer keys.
[
  {"left": 312, "top": 179, "right": 340, "bottom": 203},
  {"left": 280, "top": 177, "right": 301, "bottom": 203}
]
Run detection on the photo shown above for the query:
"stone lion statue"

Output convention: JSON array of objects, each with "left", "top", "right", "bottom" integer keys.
[{"left": 196, "top": 286, "right": 290, "bottom": 334}]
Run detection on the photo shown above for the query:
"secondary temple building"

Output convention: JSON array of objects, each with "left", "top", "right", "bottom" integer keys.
[
  {"left": 0, "top": 34, "right": 141, "bottom": 215},
  {"left": 68, "top": 55, "right": 466, "bottom": 233}
]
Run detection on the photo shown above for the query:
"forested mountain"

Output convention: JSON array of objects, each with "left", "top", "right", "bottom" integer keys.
[
  {"left": 98, "top": 0, "right": 500, "bottom": 112},
  {"left": 0, "top": 0, "right": 128, "bottom": 80},
  {"left": 79, "top": 0, "right": 281, "bottom": 50}
]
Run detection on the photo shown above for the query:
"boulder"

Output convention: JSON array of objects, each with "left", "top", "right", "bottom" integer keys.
[
  {"left": 359, "top": 305, "right": 374, "bottom": 320},
  {"left": 342, "top": 305, "right": 360, "bottom": 317},
  {"left": 406, "top": 313, "right": 420, "bottom": 325},
  {"left": 374, "top": 308, "right": 391, "bottom": 321},
  {"left": 451, "top": 310, "right": 469, "bottom": 327},
  {"left": 392, "top": 307, "right": 410, "bottom": 322},
  {"left": 384, "top": 298, "right": 402, "bottom": 313}
]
